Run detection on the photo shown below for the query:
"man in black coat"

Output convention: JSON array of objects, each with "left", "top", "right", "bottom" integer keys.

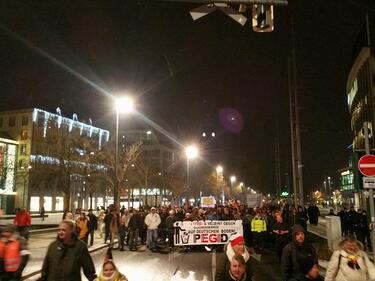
[
  {"left": 87, "top": 209, "right": 98, "bottom": 247},
  {"left": 307, "top": 204, "right": 320, "bottom": 226},
  {"left": 128, "top": 209, "right": 143, "bottom": 251},
  {"left": 281, "top": 225, "right": 318, "bottom": 281},
  {"left": 38, "top": 220, "right": 97, "bottom": 281},
  {"left": 104, "top": 209, "right": 113, "bottom": 244}
]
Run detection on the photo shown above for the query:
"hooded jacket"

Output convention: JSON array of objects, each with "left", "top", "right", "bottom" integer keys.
[{"left": 281, "top": 225, "right": 318, "bottom": 281}]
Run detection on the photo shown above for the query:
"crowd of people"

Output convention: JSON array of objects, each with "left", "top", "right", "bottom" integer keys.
[{"left": 1, "top": 201, "right": 375, "bottom": 281}]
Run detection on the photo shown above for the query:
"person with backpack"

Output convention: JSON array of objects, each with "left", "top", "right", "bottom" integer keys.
[{"left": 325, "top": 235, "right": 375, "bottom": 281}]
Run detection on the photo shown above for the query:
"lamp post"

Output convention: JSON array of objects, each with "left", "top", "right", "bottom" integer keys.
[
  {"left": 216, "top": 165, "right": 224, "bottom": 203},
  {"left": 114, "top": 97, "right": 134, "bottom": 207},
  {"left": 185, "top": 145, "right": 199, "bottom": 204},
  {"left": 230, "top": 176, "right": 236, "bottom": 197}
]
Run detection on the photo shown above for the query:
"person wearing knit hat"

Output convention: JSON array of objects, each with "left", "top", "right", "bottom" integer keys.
[
  {"left": 281, "top": 224, "right": 318, "bottom": 281},
  {"left": 287, "top": 257, "right": 323, "bottom": 281},
  {"left": 215, "top": 233, "right": 253, "bottom": 281}
]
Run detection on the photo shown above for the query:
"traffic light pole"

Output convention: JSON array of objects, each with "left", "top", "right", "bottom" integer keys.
[{"left": 363, "top": 122, "right": 375, "bottom": 261}]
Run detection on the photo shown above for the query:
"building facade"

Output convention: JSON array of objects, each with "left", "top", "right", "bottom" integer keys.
[
  {"left": 347, "top": 14, "right": 375, "bottom": 209},
  {"left": 119, "top": 128, "right": 177, "bottom": 207},
  {"left": 0, "top": 108, "right": 110, "bottom": 213},
  {"left": 0, "top": 133, "right": 18, "bottom": 213}
]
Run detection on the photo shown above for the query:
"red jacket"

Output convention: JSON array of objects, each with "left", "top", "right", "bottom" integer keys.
[{"left": 13, "top": 212, "right": 31, "bottom": 227}]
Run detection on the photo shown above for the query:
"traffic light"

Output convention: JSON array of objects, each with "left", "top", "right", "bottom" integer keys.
[{"left": 252, "top": 4, "right": 274, "bottom": 32}]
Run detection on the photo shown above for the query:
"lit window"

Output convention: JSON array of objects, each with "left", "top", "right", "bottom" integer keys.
[
  {"left": 9, "top": 116, "right": 16, "bottom": 127},
  {"left": 21, "top": 130, "right": 28, "bottom": 140},
  {"left": 20, "top": 144, "right": 27, "bottom": 155},
  {"left": 22, "top": 116, "right": 29, "bottom": 126}
]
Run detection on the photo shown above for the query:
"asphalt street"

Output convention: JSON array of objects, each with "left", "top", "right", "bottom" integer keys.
[{"left": 24, "top": 244, "right": 283, "bottom": 281}]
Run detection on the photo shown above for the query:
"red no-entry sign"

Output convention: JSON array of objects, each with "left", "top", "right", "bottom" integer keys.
[{"left": 358, "top": 154, "right": 375, "bottom": 176}]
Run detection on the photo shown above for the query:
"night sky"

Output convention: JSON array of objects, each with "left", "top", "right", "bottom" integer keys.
[{"left": 0, "top": 0, "right": 373, "bottom": 195}]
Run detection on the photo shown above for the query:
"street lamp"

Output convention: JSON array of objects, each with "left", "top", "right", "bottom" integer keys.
[
  {"left": 114, "top": 96, "right": 134, "bottom": 206},
  {"left": 230, "top": 176, "right": 236, "bottom": 196},
  {"left": 185, "top": 145, "right": 199, "bottom": 203},
  {"left": 239, "top": 182, "right": 244, "bottom": 193},
  {"left": 216, "top": 165, "right": 224, "bottom": 203}
]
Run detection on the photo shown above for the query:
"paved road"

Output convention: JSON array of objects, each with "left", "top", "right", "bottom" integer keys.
[{"left": 24, "top": 244, "right": 283, "bottom": 281}]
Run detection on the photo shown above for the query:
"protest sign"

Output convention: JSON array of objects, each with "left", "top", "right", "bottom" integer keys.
[
  {"left": 173, "top": 220, "right": 243, "bottom": 246},
  {"left": 200, "top": 196, "right": 216, "bottom": 208}
]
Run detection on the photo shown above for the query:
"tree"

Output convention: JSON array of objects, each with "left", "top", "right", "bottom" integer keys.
[{"left": 94, "top": 140, "right": 142, "bottom": 205}]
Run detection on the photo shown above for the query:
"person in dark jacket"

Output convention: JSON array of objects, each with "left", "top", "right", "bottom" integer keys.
[
  {"left": 87, "top": 210, "right": 98, "bottom": 247},
  {"left": 356, "top": 209, "right": 372, "bottom": 251},
  {"left": 272, "top": 212, "right": 290, "bottom": 262},
  {"left": 166, "top": 210, "right": 176, "bottom": 250},
  {"left": 104, "top": 209, "right": 114, "bottom": 244},
  {"left": 281, "top": 225, "right": 318, "bottom": 281},
  {"left": 288, "top": 257, "right": 323, "bottom": 281},
  {"left": 307, "top": 204, "right": 319, "bottom": 226},
  {"left": 347, "top": 206, "right": 357, "bottom": 235},
  {"left": 226, "top": 254, "right": 249, "bottom": 281},
  {"left": 128, "top": 209, "right": 143, "bottom": 251},
  {"left": 38, "top": 220, "right": 97, "bottom": 281},
  {"left": 337, "top": 207, "right": 348, "bottom": 236},
  {"left": 215, "top": 233, "right": 253, "bottom": 281}
]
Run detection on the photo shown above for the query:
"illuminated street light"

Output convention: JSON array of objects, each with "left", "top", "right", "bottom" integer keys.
[
  {"left": 230, "top": 176, "right": 236, "bottom": 196},
  {"left": 216, "top": 165, "right": 223, "bottom": 174},
  {"left": 115, "top": 97, "right": 134, "bottom": 113},
  {"left": 216, "top": 165, "right": 224, "bottom": 203},
  {"left": 114, "top": 96, "right": 135, "bottom": 206},
  {"left": 185, "top": 145, "right": 199, "bottom": 202},
  {"left": 185, "top": 145, "right": 199, "bottom": 159}
]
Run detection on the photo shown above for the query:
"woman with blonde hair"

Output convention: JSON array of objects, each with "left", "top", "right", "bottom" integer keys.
[
  {"left": 325, "top": 235, "right": 375, "bottom": 281},
  {"left": 94, "top": 260, "right": 128, "bottom": 281}
]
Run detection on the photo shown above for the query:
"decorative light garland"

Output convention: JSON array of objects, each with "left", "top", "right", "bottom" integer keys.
[{"left": 32, "top": 108, "right": 110, "bottom": 149}]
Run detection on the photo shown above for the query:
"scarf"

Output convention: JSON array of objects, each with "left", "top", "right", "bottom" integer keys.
[
  {"left": 226, "top": 244, "right": 250, "bottom": 263},
  {"left": 98, "top": 272, "right": 124, "bottom": 281}
]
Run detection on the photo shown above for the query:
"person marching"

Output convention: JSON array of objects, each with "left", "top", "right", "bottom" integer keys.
[
  {"left": 325, "top": 235, "right": 375, "bottom": 281},
  {"left": 215, "top": 233, "right": 253, "bottom": 281},
  {"left": 251, "top": 211, "right": 267, "bottom": 252},
  {"left": 0, "top": 225, "right": 30, "bottom": 281}
]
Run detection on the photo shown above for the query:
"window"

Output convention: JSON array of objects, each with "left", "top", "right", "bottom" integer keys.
[
  {"left": 21, "top": 130, "right": 28, "bottom": 140},
  {"left": 20, "top": 144, "right": 27, "bottom": 155},
  {"left": 55, "top": 197, "right": 64, "bottom": 211},
  {"left": 22, "top": 116, "right": 29, "bottom": 126},
  {"left": 18, "top": 159, "right": 25, "bottom": 170},
  {"left": 0, "top": 117, "right": 3, "bottom": 128},
  {"left": 43, "top": 197, "right": 52, "bottom": 212},
  {"left": 30, "top": 197, "right": 40, "bottom": 212},
  {"left": 9, "top": 116, "right": 16, "bottom": 127}
]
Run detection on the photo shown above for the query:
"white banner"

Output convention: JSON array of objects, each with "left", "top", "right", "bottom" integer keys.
[
  {"left": 246, "top": 194, "right": 262, "bottom": 208},
  {"left": 173, "top": 220, "right": 243, "bottom": 246}
]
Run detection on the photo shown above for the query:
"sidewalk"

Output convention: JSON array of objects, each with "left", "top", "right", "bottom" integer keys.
[
  {"left": 23, "top": 230, "right": 109, "bottom": 279},
  {"left": 0, "top": 212, "right": 64, "bottom": 226}
]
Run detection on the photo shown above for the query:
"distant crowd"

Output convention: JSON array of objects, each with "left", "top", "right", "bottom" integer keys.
[{"left": 1, "top": 202, "right": 375, "bottom": 281}]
